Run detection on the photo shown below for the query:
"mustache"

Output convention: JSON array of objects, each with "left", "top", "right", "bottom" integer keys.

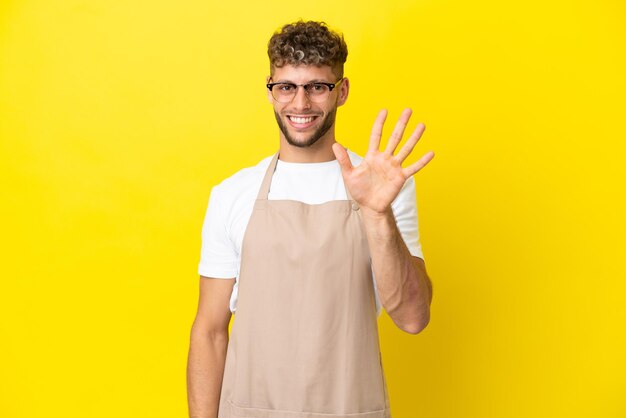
[{"left": 283, "top": 112, "right": 322, "bottom": 116}]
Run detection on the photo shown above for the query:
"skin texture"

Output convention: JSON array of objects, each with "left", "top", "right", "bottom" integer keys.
[
  {"left": 332, "top": 107, "right": 434, "bottom": 333},
  {"left": 266, "top": 65, "right": 349, "bottom": 163},
  {"left": 272, "top": 101, "right": 336, "bottom": 148},
  {"left": 187, "top": 277, "right": 234, "bottom": 418},
  {"left": 187, "top": 63, "right": 434, "bottom": 418}
]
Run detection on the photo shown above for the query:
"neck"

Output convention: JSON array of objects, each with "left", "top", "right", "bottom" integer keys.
[{"left": 278, "top": 130, "right": 338, "bottom": 163}]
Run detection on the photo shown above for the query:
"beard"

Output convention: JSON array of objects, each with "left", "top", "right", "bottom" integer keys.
[{"left": 274, "top": 108, "right": 337, "bottom": 148}]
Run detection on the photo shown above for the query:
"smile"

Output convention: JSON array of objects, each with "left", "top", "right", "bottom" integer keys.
[
  {"left": 286, "top": 115, "right": 319, "bottom": 129},
  {"left": 288, "top": 115, "right": 317, "bottom": 123}
]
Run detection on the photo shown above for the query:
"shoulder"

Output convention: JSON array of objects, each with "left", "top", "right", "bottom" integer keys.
[
  {"left": 209, "top": 155, "right": 274, "bottom": 207},
  {"left": 213, "top": 155, "right": 273, "bottom": 194}
]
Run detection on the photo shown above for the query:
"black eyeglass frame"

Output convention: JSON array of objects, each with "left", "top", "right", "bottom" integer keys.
[{"left": 266, "top": 78, "right": 344, "bottom": 102}]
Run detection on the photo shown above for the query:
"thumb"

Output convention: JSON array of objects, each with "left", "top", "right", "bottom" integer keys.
[{"left": 332, "top": 142, "right": 353, "bottom": 175}]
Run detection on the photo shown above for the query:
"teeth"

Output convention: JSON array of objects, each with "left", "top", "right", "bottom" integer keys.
[{"left": 290, "top": 116, "right": 315, "bottom": 124}]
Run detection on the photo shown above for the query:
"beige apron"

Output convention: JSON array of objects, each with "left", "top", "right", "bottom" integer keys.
[{"left": 218, "top": 153, "right": 391, "bottom": 418}]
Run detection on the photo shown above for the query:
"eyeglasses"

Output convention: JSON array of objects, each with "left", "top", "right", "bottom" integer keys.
[{"left": 266, "top": 78, "right": 344, "bottom": 103}]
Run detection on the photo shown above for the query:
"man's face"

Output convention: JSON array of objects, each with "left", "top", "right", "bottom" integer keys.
[{"left": 268, "top": 64, "right": 348, "bottom": 148}]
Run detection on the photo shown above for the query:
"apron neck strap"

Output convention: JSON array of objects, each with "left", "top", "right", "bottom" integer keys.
[
  {"left": 256, "top": 151, "right": 354, "bottom": 201},
  {"left": 257, "top": 152, "right": 280, "bottom": 200}
]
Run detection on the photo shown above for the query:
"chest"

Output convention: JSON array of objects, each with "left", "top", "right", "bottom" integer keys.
[{"left": 227, "top": 169, "right": 349, "bottom": 259}]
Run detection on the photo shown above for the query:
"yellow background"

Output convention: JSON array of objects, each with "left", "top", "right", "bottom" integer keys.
[{"left": 1, "top": 0, "right": 625, "bottom": 417}]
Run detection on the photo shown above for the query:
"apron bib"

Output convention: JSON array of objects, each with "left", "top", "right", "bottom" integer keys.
[{"left": 218, "top": 152, "right": 391, "bottom": 417}]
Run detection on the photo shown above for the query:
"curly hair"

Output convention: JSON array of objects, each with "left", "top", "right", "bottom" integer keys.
[{"left": 267, "top": 21, "right": 348, "bottom": 77}]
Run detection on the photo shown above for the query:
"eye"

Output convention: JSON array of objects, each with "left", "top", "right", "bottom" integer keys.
[
  {"left": 310, "top": 83, "right": 327, "bottom": 92},
  {"left": 277, "top": 83, "right": 295, "bottom": 92}
]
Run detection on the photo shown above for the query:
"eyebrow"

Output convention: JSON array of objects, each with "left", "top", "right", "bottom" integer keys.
[{"left": 272, "top": 79, "right": 332, "bottom": 84}]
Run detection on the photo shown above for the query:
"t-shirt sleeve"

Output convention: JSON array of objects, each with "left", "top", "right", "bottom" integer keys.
[
  {"left": 390, "top": 176, "right": 424, "bottom": 260},
  {"left": 198, "top": 185, "right": 239, "bottom": 278}
]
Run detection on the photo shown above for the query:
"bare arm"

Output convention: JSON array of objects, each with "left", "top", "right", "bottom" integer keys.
[
  {"left": 332, "top": 108, "right": 434, "bottom": 335},
  {"left": 187, "top": 276, "right": 235, "bottom": 418},
  {"left": 360, "top": 208, "right": 432, "bottom": 334}
]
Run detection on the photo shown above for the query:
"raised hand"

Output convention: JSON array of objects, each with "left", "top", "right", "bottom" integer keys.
[{"left": 332, "top": 108, "right": 434, "bottom": 215}]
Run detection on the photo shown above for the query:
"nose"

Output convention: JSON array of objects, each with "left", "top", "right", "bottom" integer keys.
[{"left": 291, "top": 85, "right": 312, "bottom": 110}]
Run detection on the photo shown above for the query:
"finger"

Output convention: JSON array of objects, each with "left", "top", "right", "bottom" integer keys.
[
  {"left": 369, "top": 109, "right": 388, "bottom": 152},
  {"left": 384, "top": 108, "right": 412, "bottom": 155},
  {"left": 332, "top": 142, "right": 354, "bottom": 175},
  {"left": 395, "top": 122, "right": 425, "bottom": 162},
  {"left": 402, "top": 151, "right": 435, "bottom": 178}
]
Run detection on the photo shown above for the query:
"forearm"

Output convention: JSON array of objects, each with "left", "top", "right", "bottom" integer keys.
[
  {"left": 187, "top": 328, "right": 229, "bottom": 418},
  {"left": 361, "top": 207, "right": 432, "bottom": 334}
]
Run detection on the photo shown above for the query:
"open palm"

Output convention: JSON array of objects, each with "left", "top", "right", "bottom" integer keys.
[{"left": 332, "top": 108, "right": 435, "bottom": 215}]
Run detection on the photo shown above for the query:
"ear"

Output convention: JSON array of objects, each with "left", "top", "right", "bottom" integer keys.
[{"left": 337, "top": 77, "right": 350, "bottom": 107}]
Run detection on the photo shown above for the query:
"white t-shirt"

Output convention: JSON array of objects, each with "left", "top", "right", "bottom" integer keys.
[{"left": 198, "top": 150, "right": 424, "bottom": 316}]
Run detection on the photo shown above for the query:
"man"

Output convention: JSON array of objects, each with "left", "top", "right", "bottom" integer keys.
[{"left": 187, "top": 20, "right": 434, "bottom": 418}]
